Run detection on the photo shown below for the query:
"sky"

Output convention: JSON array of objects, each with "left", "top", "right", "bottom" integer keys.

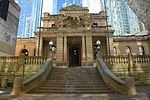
[
  {"left": 43, "top": 0, "right": 53, "bottom": 15},
  {"left": 15, "top": 0, "right": 101, "bottom": 14}
]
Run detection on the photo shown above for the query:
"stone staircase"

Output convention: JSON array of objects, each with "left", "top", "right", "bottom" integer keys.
[{"left": 33, "top": 67, "right": 113, "bottom": 94}]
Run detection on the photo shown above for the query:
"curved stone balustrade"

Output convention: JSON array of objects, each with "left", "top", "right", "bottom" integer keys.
[
  {"left": 97, "top": 57, "right": 126, "bottom": 94},
  {"left": 23, "top": 59, "right": 53, "bottom": 93}
]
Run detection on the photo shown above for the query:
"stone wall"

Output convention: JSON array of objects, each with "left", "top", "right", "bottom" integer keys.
[
  {"left": 125, "top": 0, "right": 150, "bottom": 32},
  {"left": 15, "top": 38, "right": 36, "bottom": 56},
  {"left": 112, "top": 36, "right": 150, "bottom": 55},
  {"left": 0, "top": 1, "right": 20, "bottom": 56}
]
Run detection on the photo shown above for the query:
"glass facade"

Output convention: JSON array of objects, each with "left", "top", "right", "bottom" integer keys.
[
  {"left": 101, "top": 0, "right": 143, "bottom": 36},
  {"left": 16, "top": 0, "right": 42, "bottom": 37},
  {"left": 53, "top": 0, "right": 82, "bottom": 14}
]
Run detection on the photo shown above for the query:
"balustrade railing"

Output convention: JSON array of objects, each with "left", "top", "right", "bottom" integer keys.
[
  {"left": 102, "top": 55, "right": 128, "bottom": 64},
  {"left": 133, "top": 55, "right": 150, "bottom": 64},
  {"left": 102, "top": 55, "right": 150, "bottom": 64},
  {"left": 0, "top": 56, "right": 47, "bottom": 83}
]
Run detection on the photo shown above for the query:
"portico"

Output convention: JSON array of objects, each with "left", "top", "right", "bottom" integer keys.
[{"left": 35, "top": 5, "right": 114, "bottom": 67}]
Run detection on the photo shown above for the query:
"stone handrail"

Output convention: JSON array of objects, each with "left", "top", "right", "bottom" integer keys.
[
  {"left": 22, "top": 59, "right": 53, "bottom": 93},
  {"left": 97, "top": 57, "right": 127, "bottom": 94}
]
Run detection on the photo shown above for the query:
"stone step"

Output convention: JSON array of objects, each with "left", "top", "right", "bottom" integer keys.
[
  {"left": 38, "top": 86, "right": 110, "bottom": 90},
  {"left": 35, "top": 89, "right": 113, "bottom": 94},
  {"left": 33, "top": 68, "right": 113, "bottom": 94},
  {"left": 38, "top": 84, "right": 107, "bottom": 87}
]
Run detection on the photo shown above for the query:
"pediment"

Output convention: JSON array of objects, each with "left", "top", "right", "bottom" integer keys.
[
  {"left": 55, "top": 16, "right": 91, "bottom": 28},
  {"left": 60, "top": 4, "right": 88, "bottom": 11}
]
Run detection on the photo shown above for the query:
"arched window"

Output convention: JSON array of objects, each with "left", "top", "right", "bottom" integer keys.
[
  {"left": 126, "top": 47, "right": 131, "bottom": 55},
  {"left": 113, "top": 47, "right": 117, "bottom": 56},
  {"left": 20, "top": 49, "right": 29, "bottom": 56},
  {"left": 139, "top": 46, "right": 145, "bottom": 55}
]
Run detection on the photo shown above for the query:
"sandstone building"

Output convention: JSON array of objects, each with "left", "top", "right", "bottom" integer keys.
[
  {"left": 15, "top": 5, "right": 150, "bottom": 67},
  {"left": 0, "top": 0, "right": 20, "bottom": 56}
]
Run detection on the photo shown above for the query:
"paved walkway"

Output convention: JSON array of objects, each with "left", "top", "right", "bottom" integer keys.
[
  {"left": 0, "top": 93, "right": 149, "bottom": 100},
  {"left": 0, "top": 86, "right": 149, "bottom": 100}
]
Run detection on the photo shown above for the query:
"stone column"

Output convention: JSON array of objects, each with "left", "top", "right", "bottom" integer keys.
[
  {"left": 108, "top": 37, "right": 114, "bottom": 55},
  {"left": 63, "top": 36, "right": 67, "bottom": 62},
  {"left": 56, "top": 35, "right": 63, "bottom": 62},
  {"left": 86, "top": 33, "right": 93, "bottom": 63},
  {"left": 36, "top": 37, "right": 39, "bottom": 56},
  {"left": 36, "top": 36, "right": 43, "bottom": 56},
  {"left": 82, "top": 36, "right": 86, "bottom": 61},
  {"left": 39, "top": 37, "right": 43, "bottom": 56}
]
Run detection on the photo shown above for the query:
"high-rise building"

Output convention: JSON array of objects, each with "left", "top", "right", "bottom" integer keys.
[
  {"left": 15, "top": 0, "right": 42, "bottom": 37},
  {"left": 101, "top": 0, "right": 143, "bottom": 36},
  {"left": 53, "top": 0, "right": 82, "bottom": 14},
  {"left": 0, "top": 0, "right": 20, "bottom": 55}
]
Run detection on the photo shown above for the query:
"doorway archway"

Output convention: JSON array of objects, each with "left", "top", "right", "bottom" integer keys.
[{"left": 20, "top": 49, "right": 29, "bottom": 56}]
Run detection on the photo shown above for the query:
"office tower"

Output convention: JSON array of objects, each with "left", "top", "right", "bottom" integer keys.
[
  {"left": 0, "top": 0, "right": 20, "bottom": 55},
  {"left": 53, "top": 0, "right": 82, "bottom": 14},
  {"left": 101, "top": 0, "right": 142, "bottom": 36},
  {"left": 16, "top": 0, "right": 42, "bottom": 37}
]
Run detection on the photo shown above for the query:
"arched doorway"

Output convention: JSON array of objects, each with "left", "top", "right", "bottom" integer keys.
[{"left": 20, "top": 49, "right": 29, "bottom": 56}]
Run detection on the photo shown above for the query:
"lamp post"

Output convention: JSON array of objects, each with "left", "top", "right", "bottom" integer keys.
[
  {"left": 49, "top": 40, "right": 53, "bottom": 58},
  {"left": 103, "top": 0, "right": 110, "bottom": 56},
  {"left": 37, "top": 0, "right": 43, "bottom": 56},
  {"left": 96, "top": 40, "right": 101, "bottom": 51},
  {"left": 94, "top": 40, "right": 101, "bottom": 59}
]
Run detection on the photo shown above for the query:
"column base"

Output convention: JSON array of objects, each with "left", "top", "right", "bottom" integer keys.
[
  {"left": 81, "top": 60, "right": 93, "bottom": 68},
  {"left": 55, "top": 61, "right": 68, "bottom": 68}
]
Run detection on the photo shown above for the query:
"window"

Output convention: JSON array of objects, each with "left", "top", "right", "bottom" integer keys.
[
  {"left": 93, "top": 22, "right": 97, "bottom": 27},
  {"left": 126, "top": 47, "right": 131, "bottom": 55},
  {"left": 113, "top": 47, "right": 117, "bottom": 56},
  {"left": 139, "top": 46, "right": 145, "bottom": 55},
  {"left": 0, "top": 0, "right": 9, "bottom": 21}
]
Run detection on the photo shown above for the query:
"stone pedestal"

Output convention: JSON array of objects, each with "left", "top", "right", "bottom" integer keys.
[
  {"left": 1, "top": 77, "right": 8, "bottom": 89},
  {"left": 11, "top": 77, "right": 23, "bottom": 96},
  {"left": 126, "top": 76, "right": 137, "bottom": 96}
]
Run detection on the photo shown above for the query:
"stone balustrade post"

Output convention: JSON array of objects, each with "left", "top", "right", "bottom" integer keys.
[
  {"left": 126, "top": 76, "right": 137, "bottom": 96},
  {"left": 11, "top": 77, "right": 23, "bottom": 96},
  {"left": 1, "top": 77, "right": 8, "bottom": 89}
]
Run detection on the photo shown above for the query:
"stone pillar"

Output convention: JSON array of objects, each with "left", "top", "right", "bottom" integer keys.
[
  {"left": 36, "top": 37, "right": 39, "bottom": 56},
  {"left": 86, "top": 33, "right": 93, "bottom": 64},
  {"left": 82, "top": 36, "right": 86, "bottom": 61},
  {"left": 1, "top": 77, "right": 8, "bottom": 89},
  {"left": 39, "top": 37, "right": 43, "bottom": 56},
  {"left": 108, "top": 37, "right": 114, "bottom": 55},
  {"left": 56, "top": 35, "right": 63, "bottom": 62},
  {"left": 36, "top": 36, "right": 43, "bottom": 56},
  {"left": 11, "top": 77, "right": 23, "bottom": 96},
  {"left": 126, "top": 76, "right": 137, "bottom": 96},
  {"left": 63, "top": 36, "right": 67, "bottom": 62}
]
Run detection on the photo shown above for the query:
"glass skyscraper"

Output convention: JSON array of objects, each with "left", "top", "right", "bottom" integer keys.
[
  {"left": 15, "top": 0, "right": 42, "bottom": 37},
  {"left": 101, "top": 0, "right": 144, "bottom": 36},
  {"left": 53, "top": 0, "right": 82, "bottom": 14}
]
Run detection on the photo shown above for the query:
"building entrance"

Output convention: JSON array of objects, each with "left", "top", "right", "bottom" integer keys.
[{"left": 69, "top": 44, "right": 81, "bottom": 67}]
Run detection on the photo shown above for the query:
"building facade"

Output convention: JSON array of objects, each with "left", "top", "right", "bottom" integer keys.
[
  {"left": 16, "top": 0, "right": 42, "bottom": 38},
  {"left": 0, "top": 0, "right": 20, "bottom": 56},
  {"left": 52, "top": 0, "right": 82, "bottom": 14},
  {"left": 15, "top": 5, "right": 150, "bottom": 67}
]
